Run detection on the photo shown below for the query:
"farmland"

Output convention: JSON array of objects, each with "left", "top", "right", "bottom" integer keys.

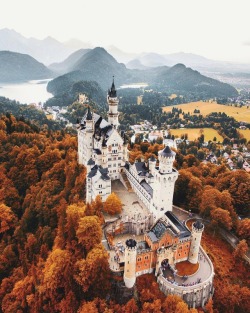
[
  {"left": 162, "top": 101, "right": 250, "bottom": 123},
  {"left": 238, "top": 129, "right": 250, "bottom": 141},
  {"left": 169, "top": 128, "right": 223, "bottom": 142}
]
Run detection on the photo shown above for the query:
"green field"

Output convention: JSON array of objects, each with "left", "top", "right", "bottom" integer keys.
[
  {"left": 163, "top": 101, "right": 250, "bottom": 123},
  {"left": 169, "top": 128, "right": 223, "bottom": 142}
]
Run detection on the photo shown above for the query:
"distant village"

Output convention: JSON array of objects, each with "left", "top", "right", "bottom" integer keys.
[{"left": 31, "top": 92, "right": 250, "bottom": 174}]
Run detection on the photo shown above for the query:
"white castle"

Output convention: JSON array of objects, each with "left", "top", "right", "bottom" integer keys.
[{"left": 77, "top": 79, "right": 214, "bottom": 308}]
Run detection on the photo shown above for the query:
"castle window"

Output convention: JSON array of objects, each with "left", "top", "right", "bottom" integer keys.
[
  {"left": 118, "top": 157, "right": 121, "bottom": 160},
  {"left": 99, "top": 185, "right": 102, "bottom": 188},
  {"left": 108, "top": 158, "right": 111, "bottom": 161}
]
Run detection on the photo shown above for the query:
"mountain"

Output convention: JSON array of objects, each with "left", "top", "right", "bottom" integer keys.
[
  {"left": 154, "top": 63, "right": 238, "bottom": 97},
  {"left": 47, "top": 47, "right": 130, "bottom": 93},
  {"left": 0, "top": 28, "right": 92, "bottom": 65},
  {"left": 49, "top": 49, "right": 91, "bottom": 74},
  {"left": 126, "top": 59, "right": 149, "bottom": 70},
  {"left": 138, "top": 52, "right": 168, "bottom": 67},
  {"left": 47, "top": 47, "right": 238, "bottom": 99},
  {"left": 0, "top": 51, "right": 52, "bottom": 83}
]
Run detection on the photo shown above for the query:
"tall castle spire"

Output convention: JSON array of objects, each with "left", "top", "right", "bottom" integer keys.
[
  {"left": 107, "top": 76, "right": 119, "bottom": 129},
  {"left": 108, "top": 76, "right": 117, "bottom": 98}
]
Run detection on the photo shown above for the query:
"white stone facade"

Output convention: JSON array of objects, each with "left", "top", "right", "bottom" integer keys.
[{"left": 77, "top": 79, "right": 214, "bottom": 308}]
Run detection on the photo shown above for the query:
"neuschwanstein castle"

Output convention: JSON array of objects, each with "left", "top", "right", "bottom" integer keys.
[{"left": 77, "top": 79, "right": 214, "bottom": 308}]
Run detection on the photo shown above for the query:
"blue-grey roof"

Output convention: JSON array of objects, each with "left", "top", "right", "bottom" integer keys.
[
  {"left": 193, "top": 219, "right": 204, "bottom": 230},
  {"left": 140, "top": 180, "right": 153, "bottom": 197},
  {"left": 149, "top": 155, "right": 156, "bottom": 162},
  {"left": 135, "top": 162, "right": 148, "bottom": 175},
  {"left": 160, "top": 146, "right": 176, "bottom": 158},
  {"left": 165, "top": 211, "right": 191, "bottom": 239},
  {"left": 147, "top": 221, "right": 168, "bottom": 243},
  {"left": 93, "top": 148, "right": 102, "bottom": 155},
  {"left": 87, "top": 165, "right": 110, "bottom": 180},
  {"left": 87, "top": 158, "right": 95, "bottom": 165},
  {"left": 86, "top": 107, "right": 92, "bottom": 120}
]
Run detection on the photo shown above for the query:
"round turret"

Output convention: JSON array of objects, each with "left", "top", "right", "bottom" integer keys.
[
  {"left": 188, "top": 220, "right": 204, "bottom": 264},
  {"left": 158, "top": 146, "right": 176, "bottom": 174},
  {"left": 193, "top": 220, "right": 204, "bottom": 232},
  {"left": 149, "top": 155, "right": 156, "bottom": 173},
  {"left": 124, "top": 239, "right": 137, "bottom": 288},
  {"left": 107, "top": 77, "right": 119, "bottom": 129}
]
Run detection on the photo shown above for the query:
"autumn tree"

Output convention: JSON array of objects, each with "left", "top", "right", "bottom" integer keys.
[
  {"left": 216, "top": 170, "right": 250, "bottom": 215},
  {"left": 74, "top": 244, "right": 110, "bottom": 296},
  {"left": 0, "top": 203, "right": 17, "bottom": 234},
  {"left": 77, "top": 216, "right": 102, "bottom": 253},
  {"left": 65, "top": 203, "right": 85, "bottom": 245},
  {"left": 210, "top": 208, "right": 233, "bottom": 231},
  {"left": 103, "top": 192, "right": 122, "bottom": 215},
  {"left": 205, "top": 299, "right": 214, "bottom": 313},
  {"left": 237, "top": 219, "right": 250, "bottom": 244},
  {"left": 233, "top": 239, "right": 248, "bottom": 261}
]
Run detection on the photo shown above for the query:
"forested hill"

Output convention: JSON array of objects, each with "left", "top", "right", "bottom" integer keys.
[
  {"left": 46, "top": 80, "right": 106, "bottom": 109},
  {"left": 0, "top": 115, "right": 249, "bottom": 312},
  {"left": 0, "top": 51, "right": 52, "bottom": 82},
  {"left": 47, "top": 47, "right": 238, "bottom": 99},
  {"left": 0, "top": 96, "right": 61, "bottom": 130}
]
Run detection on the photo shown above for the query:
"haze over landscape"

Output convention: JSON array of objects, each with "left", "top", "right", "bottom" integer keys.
[{"left": 1, "top": 0, "right": 250, "bottom": 63}]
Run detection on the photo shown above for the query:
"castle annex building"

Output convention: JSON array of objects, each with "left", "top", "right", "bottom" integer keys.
[{"left": 77, "top": 79, "right": 214, "bottom": 309}]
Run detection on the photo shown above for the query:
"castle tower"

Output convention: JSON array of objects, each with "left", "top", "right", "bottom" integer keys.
[
  {"left": 124, "top": 239, "right": 137, "bottom": 288},
  {"left": 85, "top": 107, "right": 94, "bottom": 164},
  {"left": 107, "top": 77, "right": 119, "bottom": 129},
  {"left": 148, "top": 155, "right": 156, "bottom": 173},
  {"left": 151, "top": 146, "right": 178, "bottom": 220},
  {"left": 188, "top": 220, "right": 204, "bottom": 264}
]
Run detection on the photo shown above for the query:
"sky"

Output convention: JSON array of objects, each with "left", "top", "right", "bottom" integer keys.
[{"left": 1, "top": 0, "right": 250, "bottom": 63}]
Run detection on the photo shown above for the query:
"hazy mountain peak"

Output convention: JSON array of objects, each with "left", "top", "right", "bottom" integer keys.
[{"left": 0, "top": 50, "right": 52, "bottom": 83}]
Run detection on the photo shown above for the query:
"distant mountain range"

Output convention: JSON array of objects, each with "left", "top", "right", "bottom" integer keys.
[
  {"left": 1, "top": 28, "right": 250, "bottom": 75},
  {"left": 0, "top": 51, "right": 52, "bottom": 83},
  {"left": 47, "top": 47, "right": 238, "bottom": 99},
  {"left": 0, "top": 28, "right": 240, "bottom": 97},
  {"left": 49, "top": 49, "right": 91, "bottom": 73},
  {"left": 0, "top": 28, "right": 92, "bottom": 65}
]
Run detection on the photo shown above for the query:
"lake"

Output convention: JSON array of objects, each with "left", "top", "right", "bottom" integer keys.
[
  {"left": 0, "top": 79, "right": 53, "bottom": 104},
  {"left": 119, "top": 83, "right": 148, "bottom": 89}
]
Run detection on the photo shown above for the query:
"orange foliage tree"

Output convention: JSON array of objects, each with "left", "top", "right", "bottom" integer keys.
[
  {"left": 0, "top": 203, "right": 17, "bottom": 234},
  {"left": 103, "top": 192, "right": 122, "bottom": 215},
  {"left": 77, "top": 216, "right": 102, "bottom": 253}
]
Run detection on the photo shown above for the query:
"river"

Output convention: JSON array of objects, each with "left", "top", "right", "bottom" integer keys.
[{"left": 0, "top": 79, "right": 53, "bottom": 104}]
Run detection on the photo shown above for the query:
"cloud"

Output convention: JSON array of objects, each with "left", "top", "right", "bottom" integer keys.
[{"left": 243, "top": 41, "right": 250, "bottom": 46}]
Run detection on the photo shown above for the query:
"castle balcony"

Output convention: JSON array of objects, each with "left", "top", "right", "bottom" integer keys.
[{"left": 157, "top": 246, "right": 214, "bottom": 308}]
